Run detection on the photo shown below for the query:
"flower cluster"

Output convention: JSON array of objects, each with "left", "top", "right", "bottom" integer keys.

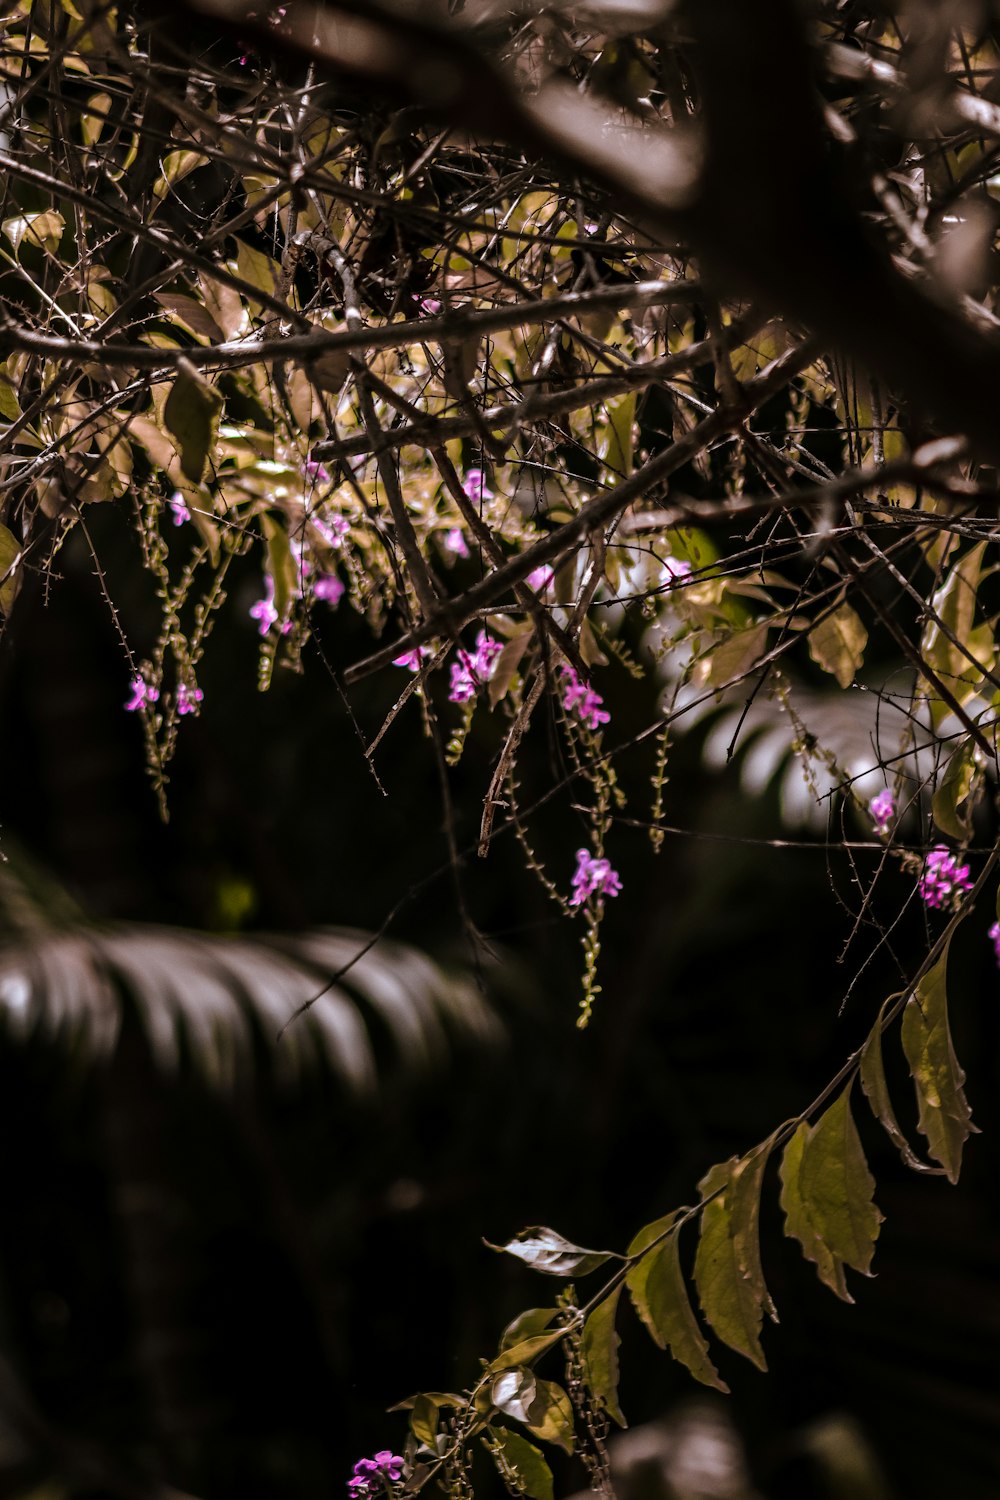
[
  {"left": 125, "top": 675, "right": 158, "bottom": 712},
  {"left": 449, "top": 632, "right": 502, "bottom": 703},
  {"left": 918, "top": 846, "right": 973, "bottom": 910},
  {"left": 348, "top": 1453, "right": 404, "bottom": 1500},
  {"left": 176, "top": 682, "right": 204, "bottom": 717},
  {"left": 303, "top": 458, "right": 331, "bottom": 486},
  {"left": 250, "top": 575, "right": 289, "bottom": 637},
  {"left": 569, "top": 849, "right": 622, "bottom": 907},
  {"left": 559, "top": 665, "right": 610, "bottom": 731},
  {"left": 869, "top": 789, "right": 895, "bottom": 837}
]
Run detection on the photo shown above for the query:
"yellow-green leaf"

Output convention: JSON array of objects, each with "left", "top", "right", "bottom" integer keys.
[
  {"left": 625, "top": 1214, "right": 728, "bottom": 1391},
  {"left": 499, "top": 1308, "right": 558, "bottom": 1352},
  {"left": 581, "top": 1285, "right": 626, "bottom": 1427},
  {"left": 0, "top": 521, "right": 22, "bottom": 613},
  {"left": 522, "top": 1378, "right": 575, "bottom": 1454},
  {"left": 729, "top": 1140, "right": 778, "bottom": 1322},
  {"left": 693, "top": 1161, "right": 767, "bottom": 1370},
  {"left": 901, "top": 941, "right": 977, "bottom": 1183},
  {"left": 489, "top": 1329, "right": 565, "bottom": 1374},
  {"left": 921, "top": 542, "right": 994, "bottom": 710},
  {"left": 808, "top": 601, "right": 867, "bottom": 688},
  {"left": 797, "top": 1087, "right": 882, "bottom": 1276},
  {"left": 779, "top": 1124, "right": 851, "bottom": 1302},
  {"left": 932, "top": 739, "right": 978, "bottom": 841},
  {"left": 2, "top": 210, "right": 65, "bottom": 256},
  {"left": 700, "top": 621, "right": 769, "bottom": 689},
  {"left": 163, "top": 360, "right": 224, "bottom": 484},
  {"left": 487, "top": 1428, "right": 554, "bottom": 1500},
  {"left": 859, "top": 1007, "right": 941, "bottom": 1175}
]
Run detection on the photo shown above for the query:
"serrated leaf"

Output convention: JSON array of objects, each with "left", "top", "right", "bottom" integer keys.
[
  {"left": 0, "top": 521, "right": 22, "bottom": 613},
  {"left": 779, "top": 1123, "right": 852, "bottom": 1302},
  {"left": 932, "top": 740, "right": 978, "bottom": 841},
  {"left": 729, "top": 1140, "right": 778, "bottom": 1322},
  {"left": 521, "top": 1379, "right": 575, "bottom": 1454},
  {"left": 500, "top": 1308, "right": 558, "bottom": 1351},
  {"left": 486, "top": 1428, "right": 553, "bottom": 1500},
  {"left": 625, "top": 1214, "right": 728, "bottom": 1391},
  {"left": 581, "top": 1285, "right": 626, "bottom": 1427},
  {"left": 163, "top": 360, "right": 224, "bottom": 483},
  {"left": 693, "top": 1162, "right": 767, "bottom": 1370},
  {"left": 808, "top": 601, "right": 867, "bottom": 689},
  {"left": 489, "top": 1329, "right": 565, "bottom": 1374},
  {"left": 492, "top": 1367, "right": 537, "bottom": 1423},
  {"left": 859, "top": 1007, "right": 940, "bottom": 1173},
  {"left": 489, "top": 1227, "right": 615, "bottom": 1277},
  {"left": 901, "top": 942, "right": 977, "bottom": 1183},
  {"left": 798, "top": 1087, "right": 882, "bottom": 1275}
]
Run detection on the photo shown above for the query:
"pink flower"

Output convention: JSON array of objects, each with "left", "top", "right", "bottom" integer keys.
[
  {"left": 448, "top": 631, "right": 502, "bottom": 702},
  {"left": 419, "top": 297, "right": 441, "bottom": 315},
  {"left": 662, "top": 554, "right": 691, "bottom": 583},
  {"left": 168, "top": 491, "right": 190, "bottom": 526},
  {"left": 443, "top": 526, "right": 469, "bottom": 558},
  {"left": 313, "top": 573, "right": 344, "bottom": 606},
  {"left": 869, "top": 788, "right": 895, "bottom": 837},
  {"left": 989, "top": 922, "right": 1000, "bottom": 968},
  {"left": 526, "top": 564, "right": 554, "bottom": 593},
  {"left": 303, "top": 458, "right": 331, "bottom": 486},
  {"left": 177, "top": 682, "right": 203, "bottom": 716},
  {"left": 314, "top": 513, "right": 349, "bottom": 549},
  {"left": 348, "top": 1452, "right": 404, "bottom": 1499},
  {"left": 569, "top": 848, "right": 622, "bottom": 907},
  {"left": 918, "top": 845, "right": 973, "bottom": 910},
  {"left": 250, "top": 574, "right": 292, "bottom": 636},
  {"left": 393, "top": 646, "right": 434, "bottom": 671},
  {"left": 462, "top": 468, "right": 493, "bottom": 504},
  {"left": 559, "top": 664, "right": 610, "bottom": 730},
  {"left": 125, "top": 675, "right": 158, "bottom": 713}
]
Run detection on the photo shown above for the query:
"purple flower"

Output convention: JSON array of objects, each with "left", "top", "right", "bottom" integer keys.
[
  {"left": 313, "top": 573, "right": 345, "bottom": 606},
  {"left": 314, "top": 513, "right": 349, "bottom": 549},
  {"left": 569, "top": 849, "right": 622, "bottom": 908},
  {"left": 988, "top": 921, "right": 1000, "bottom": 968},
  {"left": 462, "top": 468, "right": 493, "bottom": 504},
  {"left": 168, "top": 491, "right": 190, "bottom": 526},
  {"left": 443, "top": 526, "right": 470, "bottom": 558},
  {"left": 348, "top": 1452, "right": 405, "bottom": 1499},
  {"left": 303, "top": 458, "right": 331, "bottom": 486},
  {"left": 250, "top": 574, "right": 292, "bottom": 637},
  {"left": 448, "top": 631, "right": 502, "bottom": 703},
  {"left": 526, "top": 564, "right": 554, "bottom": 593},
  {"left": 559, "top": 664, "right": 610, "bottom": 731},
  {"left": 869, "top": 788, "right": 895, "bottom": 837},
  {"left": 662, "top": 554, "right": 691, "bottom": 584},
  {"left": 918, "top": 845, "right": 973, "bottom": 910},
  {"left": 125, "top": 675, "right": 158, "bottom": 713},
  {"left": 394, "top": 646, "right": 434, "bottom": 671},
  {"left": 419, "top": 297, "right": 441, "bottom": 315},
  {"left": 176, "top": 682, "right": 203, "bottom": 716}
]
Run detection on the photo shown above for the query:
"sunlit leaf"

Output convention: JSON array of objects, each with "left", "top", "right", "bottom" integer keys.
[
  {"left": 808, "top": 601, "right": 867, "bottom": 689},
  {"left": 521, "top": 1379, "right": 574, "bottom": 1454},
  {"left": 489, "top": 1226, "right": 616, "bottom": 1277},
  {"left": 492, "top": 1367, "right": 537, "bottom": 1423},
  {"left": 901, "top": 941, "right": 977, "bottom": 1183}
]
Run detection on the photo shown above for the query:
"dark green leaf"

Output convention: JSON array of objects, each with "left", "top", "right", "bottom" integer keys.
[
  {"left": 500, "top": 1308, "right": 559, "bottom": 1351},
  {"left": 489, "top": 1226, "right": 616, "bottom": 1277},
  {"left": 581, "top": 1285, "right": 626, "bottom": 1427},
  {"left": 625, "top": 1214, "right": 728, "bottom": 1391},
  {"left": 489, "top": 1329, "right": 565, "bottom": 1373},
  {"left": 693, "top": 1161, "right": 767, "bottom": 1370},
  {"left": 486, "top": 1428, "right": 554, "bottom": 1500},
  {"left": 901, "top": 942, "right": 978, "bottom": 1183},
  {"left": 163, "top": 358, "right": 223, "bottom": 483}
]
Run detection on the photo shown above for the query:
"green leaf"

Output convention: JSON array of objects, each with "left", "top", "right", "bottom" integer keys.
[
  {"left": 0, "top": 522, "right": 22, "bottom": 614},
  {"left": 901, "top": 942, "right": 978, "bottom": 1183},
  {"left": 693, "top": 1161, "right": 767, "bottom": 1370},
  {"left": 409, "top": 1393, "right": 439, "bottom": 1446},
  {"left": 798, "top": 1087, "right": 882, "bottom": 1275},
  {"left": 486, "top": 1428, "right": 554, "bottom": 1500},
  {"left": 932, "top": 739, "right": 978, "bottom": 841},
  {"left": 625, "top": 1214, "right": 728, "bottom": 1391},
  {"left": 500, "top": 1308, "right": 559, "bottom": 1351},
  {"left": 489, "top": 1329, "right": 566, "bottom": 1374},
  {"left": 521, "top": 1379, "right": 575, "bottom": 1455},
  {"left": 859, "top": 1008, "right": 941, "bottom": 1174},
  {"left": 489, "top": 1227, "right": 616, "bottom": 1277},
  {"left": 2, "top": 210, "right": 65, "bottom": 256},
  {"left": 581, "top": 1285, "right": 626, "bottom": 1427},
  {"left": 728, "top": 1140, "right": 778, "bottom": 1322},
  {"left": 163, "top": 359, "right": 224, "bottom": 483},
  {"left": 779, "top": 1123, "right": 852, "bottom": 1302},
  {"left": 808, "top": 601, "right": 867, "bottom": 689},
  {"left": 921, "top": 542, "right": 994, "bottom": 713},
  {"left": 0, "top": 377, "right": 22, "bottom": 423}
]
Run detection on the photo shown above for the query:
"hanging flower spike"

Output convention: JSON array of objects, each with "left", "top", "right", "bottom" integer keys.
[
  {"left": 462, "top": 468, "right": 493, "bottom": 504},
  {"left": 176, "top": 682, "right": 204, "bottom": 717},
  {"left": 443, "top": 526, "right": 470, "bottom": 558},
  {"left": 869, "top": 788, "right": 895, "bottom": 838},
  {"left": 558, "top": 664, "right": 610, "bottom": 730},
  {"left": 303, "top": 458, "right": 331, "bottom": 486},
  {"left": 313, "top": 574, "right": 345, "bottom": 606},
  {"left": 526, "top": 563, "right": 554, "bottom": 593},
  {"left": 988, "top": 922, "right": 1000, "bottom": 968},
  {"left": 168, "top": 491, "right": 190, "bottom": 526},
  {"left": 394, "top": 645, "right": 434, "bottom": 672},
  {"left": 125, "top": 675, "right": 158, "bottom": 713},
  {"left": 448, "top": 631, "right": 502, "bottom": 703},
  {"left": 918, "top": 845, "right": 974, "bottom": 910},
  {"left": 569, "top": 848, "right": 622, "bottom": 908}
]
